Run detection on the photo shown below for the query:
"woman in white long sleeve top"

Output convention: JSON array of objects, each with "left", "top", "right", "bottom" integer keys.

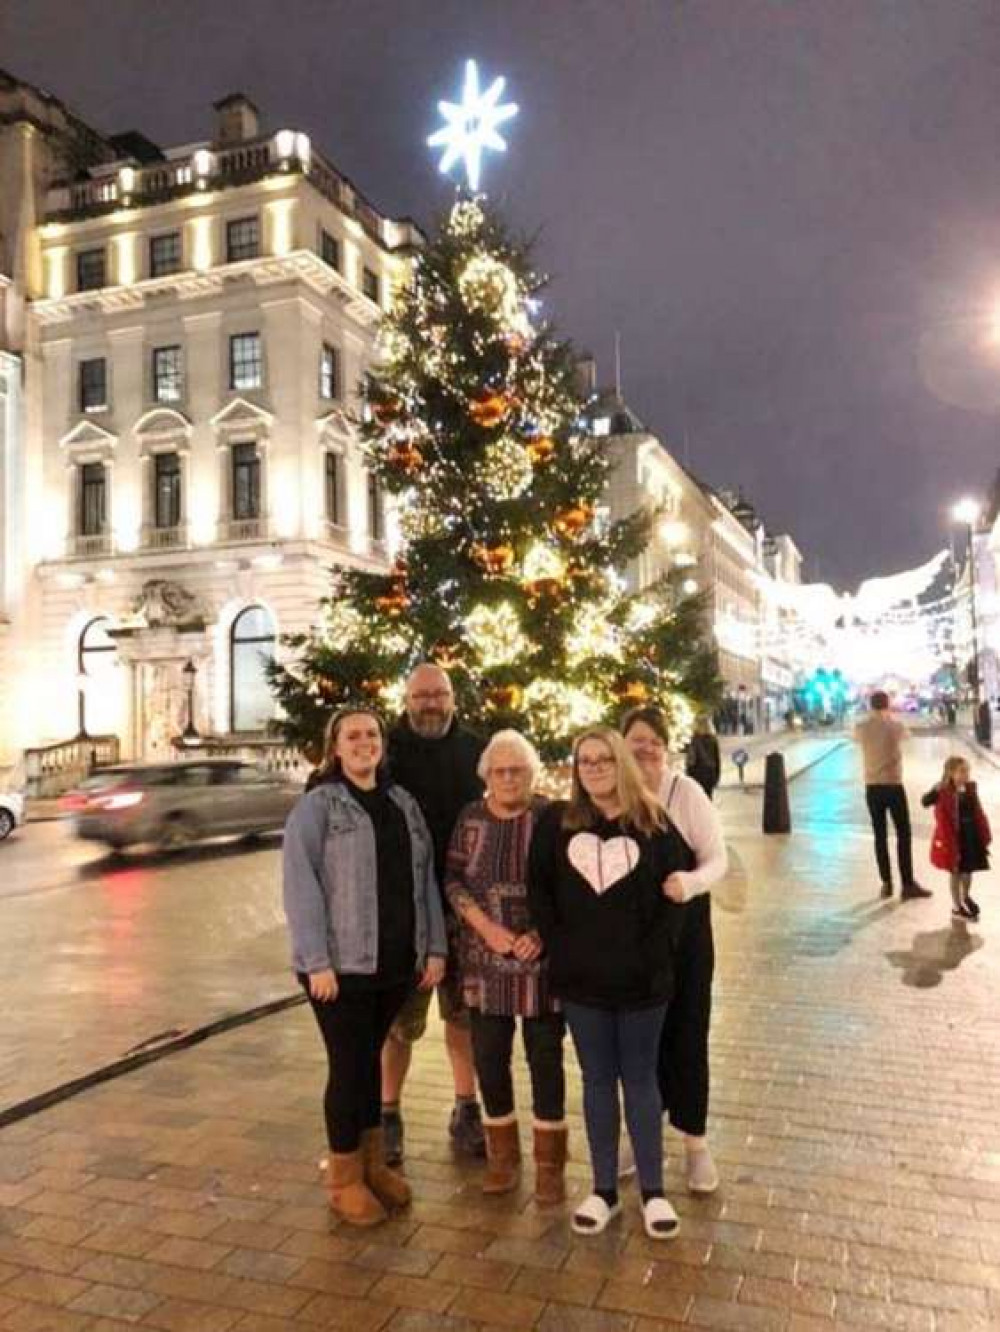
[{"left": 621, "top": 706, "right": 727, "bottom": 1195}]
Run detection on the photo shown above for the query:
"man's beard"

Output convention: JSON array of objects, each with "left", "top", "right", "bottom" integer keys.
[{"left": 410, "top": 709, "right": 452, "bottom": 738}]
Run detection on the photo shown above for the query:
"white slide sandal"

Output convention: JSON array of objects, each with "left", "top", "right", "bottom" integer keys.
[
  {"left": 571, "top": 1193, "right": 621, "bottom": 1235},
  {"left": 642, "top": 1195, "right": 680, "bottom": 1240}
]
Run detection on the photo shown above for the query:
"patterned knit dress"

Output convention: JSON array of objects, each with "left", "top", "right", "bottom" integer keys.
[{"left": 445, "top": 796, "right": 558, "bottom": 1017}]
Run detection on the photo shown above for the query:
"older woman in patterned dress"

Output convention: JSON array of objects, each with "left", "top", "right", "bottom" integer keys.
[{"left": 445, "top": 730, "right": 567, "bottom": 1203}]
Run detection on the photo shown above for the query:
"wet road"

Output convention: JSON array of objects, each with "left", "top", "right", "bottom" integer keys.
[
  {"left": 1, "top": 730, "right": 996, "bottom": 1118},
  {"left": 1, "top": 822, "right": 291, "bottom": 1114}
]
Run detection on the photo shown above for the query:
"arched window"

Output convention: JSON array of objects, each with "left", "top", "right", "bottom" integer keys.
[
  {"left": 230, "top": 605, "right": 276, "bottom": 733},
  {"left": 78, "top": 617, "right": 118, "bottom": 736}
]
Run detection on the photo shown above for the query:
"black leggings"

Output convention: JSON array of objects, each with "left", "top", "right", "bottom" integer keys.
[
  {"left": 469, "top": 1010, "right": 566, "bottom": 1122},
  {"left": 300, "top": 976, "right": 412, "bottom": 1152},
  {"left": 658, "top": 895, "right": 714, "bottom": 1136}
]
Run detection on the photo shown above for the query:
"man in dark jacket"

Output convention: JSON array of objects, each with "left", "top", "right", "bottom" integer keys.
[{"left": 380, "top": 663, "right": 486, "bottom": 1164}]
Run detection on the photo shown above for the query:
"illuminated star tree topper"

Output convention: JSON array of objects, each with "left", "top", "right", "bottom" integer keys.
[{"left": 427, "top": 59, "right": 518, "bottom": 192}]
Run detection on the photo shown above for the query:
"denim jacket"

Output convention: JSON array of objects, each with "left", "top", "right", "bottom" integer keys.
[{"left": 282, "top": 780, "right": 447, "bottom": 975}]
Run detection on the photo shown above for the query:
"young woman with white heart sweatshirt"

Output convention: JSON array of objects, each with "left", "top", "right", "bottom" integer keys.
[{"left": 526, "top": 728, "right": 692, "bottom": 1241}]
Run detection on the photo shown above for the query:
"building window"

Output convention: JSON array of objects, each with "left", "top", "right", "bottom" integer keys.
[
  {"left": 230, "top": 605, "right": 276, "bottom": 732},
  {"left": 152, "top": 346, "right": 183, "bottom": 403},
  {"left": 229, "top": 333, "right": 262, "bottom": 390},
  {"left": 325, "top": 451, "right": 344, "bottom": 527},
  {"left": 319, "top": 343, "right": 339, "bottom": 400},
  {"left": 76, "top": 248, "right": 106, "bottom": 292},
  {"left": 79, "top": 358, "right": 108, "bottom": 412},
  {"left": 226, "top": 216, "right": 260, "bottom": 262},
  {"left": 232, "top": 442, "right": 261, "bottom": 521},
  {"left": 320, "top": 229, "right": 341, "bottom": 271},
  {"left": 362, "top": 266, "right": 380, "bottom": 304},
  {"left": 153, "top": 452, "right": 182, "bottom": 529},
  {"left": 78, "top": 616, "right": 117, "bottom": 736},
  {"left": 149, "top": 232, "right": 182, "bottom": 278},
  {"left": 367, "top": 471, "right": 384, "bottom": 542},
  {"left": 79, "top": 463, "right": 107, "bottom": 536}
]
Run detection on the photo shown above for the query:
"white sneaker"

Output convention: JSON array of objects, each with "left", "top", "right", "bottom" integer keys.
[
  {"left": 571, "top": 1194, "right": 621, "bottom": 1235},
  {"left": 642, "top": 1195, "right": 680, "bottom": 1240},
  {"left": 686, "top": 1146, "right": 719, "bottom": 1194},
  {"left": 618, "top": 1137, "right": 636, "bottom": 1179}
]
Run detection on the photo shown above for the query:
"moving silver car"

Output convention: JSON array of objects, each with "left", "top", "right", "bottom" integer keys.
[{"left": 67, "top": 759, "right": 301, "bottom": 851}]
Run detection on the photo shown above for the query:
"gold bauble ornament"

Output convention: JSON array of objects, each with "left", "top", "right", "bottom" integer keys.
[
  {"left": 484, "top": 682, "right": 523, "bottom": 711},
  {"left": 527, "top": 435, "right": 556, "bottom": 464},
  {"left": 469, "top": 390, "right": 511, "bottom": 429},
  {"left": 552, "top": 503, "right": 594, "bottom": 539},
  {"left": 471, "top": 542, "right": 516, "bottom": 576},
  {"left": 387, "top": 439, "right": 424, "bottom": 475}
]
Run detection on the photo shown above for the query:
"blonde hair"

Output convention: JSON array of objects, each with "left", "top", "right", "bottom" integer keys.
[
  {"left": 564, "top": 728, "right": 667, "bottom": 835},
  {"left": 942, "top": 755, "right": 970, "bottom": 787},
  {"left": 693, "top": 713, "right": 716, "bottom": 736},
  {"left": 477, "top": 729, "right": 542, "bottom": 785}
]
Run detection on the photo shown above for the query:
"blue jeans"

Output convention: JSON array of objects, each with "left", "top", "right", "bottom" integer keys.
[{"left": 564, "top": 1001, "right": 668, "bottom": 1193}]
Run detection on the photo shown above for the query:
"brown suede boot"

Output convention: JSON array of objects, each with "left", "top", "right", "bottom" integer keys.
[
  {"left": 533, "top": 1122, "right": 568, "bottom": 1205},
  {"left": 360, "top": 1127, "right": 412, "bottom": 1210},
  {"left": 327, "top": 1149, "right": 386, "bottom": 1226},
  {"left": 482, "top": 1116, "right": 521, "bottom": 1194}
]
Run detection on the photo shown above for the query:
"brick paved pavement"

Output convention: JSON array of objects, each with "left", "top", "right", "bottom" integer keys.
[{"left": 1, "top": 735, "right": 999, "bottom": 1328}]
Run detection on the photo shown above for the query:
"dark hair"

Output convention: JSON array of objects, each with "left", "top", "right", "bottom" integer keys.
[
  {"left": 620, "top": 705, "right": 670, "bottom": 747},
  {"left": 869, "top": 691, "right": 890, "bottom": 711},
  {"left": 321, "top": 707, "right": 388, "bottom": 781}
]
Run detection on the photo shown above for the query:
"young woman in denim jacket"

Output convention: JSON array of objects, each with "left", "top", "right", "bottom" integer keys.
[{"left": 283, "top": 707, "right": 447, "bottom": 1226}]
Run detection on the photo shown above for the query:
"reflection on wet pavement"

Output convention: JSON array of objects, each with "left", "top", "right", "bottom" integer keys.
[{"left": 2, "top": 731, "right": 997, "bottom": 1127}]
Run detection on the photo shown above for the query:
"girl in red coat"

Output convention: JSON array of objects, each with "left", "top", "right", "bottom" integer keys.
[{"left": 921, "top": 757, "right": 991, "bottom": 920}]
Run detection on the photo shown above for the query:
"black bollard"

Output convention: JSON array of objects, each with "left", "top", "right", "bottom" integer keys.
[
  {"left": 976, "top": 702, "right": 993, "bottom": 749},
  {"left": 762, "top": 752, "right": 791, "bottom": 834}
]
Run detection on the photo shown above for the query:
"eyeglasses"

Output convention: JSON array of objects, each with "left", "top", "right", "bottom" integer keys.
[
  {"left": 490, "top": 766, "right": 529, "bottom": 779},
  {"left": 577, "top": 756, "right": 616, "bottom": 773},
  {"left": 410, "top": 690, "right": 452, "bottom": 703}
]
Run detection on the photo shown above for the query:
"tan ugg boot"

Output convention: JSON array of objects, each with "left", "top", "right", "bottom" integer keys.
[
  {"left": 328, "top": 1150, "right": 386, "bottom": 1226},
  {"left": 482, "top": 1115, "right": 521, "bottom": 1194},
  {"left": 360, "top": 1126, "right": 412, "bottom": 1209},
  {"left": 533, "top": 1121, "right": 568, "bottom": 1205}
]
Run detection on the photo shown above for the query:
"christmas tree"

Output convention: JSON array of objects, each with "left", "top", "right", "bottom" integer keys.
[{"left": 269, "top": 198, "right": 720, "bottom": 759}]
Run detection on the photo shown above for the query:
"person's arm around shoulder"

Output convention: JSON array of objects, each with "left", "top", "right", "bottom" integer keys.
[
  {"left": 283, "top": 791, "right": 338, "bottom": 999},
  {"left": 525, "top": 800, "right": 562, "bottom": 945},
  {"left": 920, "top": 783, "right": 941, "bottom": 809},
  {"left": 664, "top": 774, "right": 727, "bottom": 902},
  {"left": 403, "top": 789, "right": 448, "bottom": 988}
]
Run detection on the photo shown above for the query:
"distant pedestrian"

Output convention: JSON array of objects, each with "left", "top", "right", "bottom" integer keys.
[
  {"left": 685, "top": 714, "right": 721, "bottom": 799},
  {"left": 445, "top": 730, "right": 567, "bottom": 1203},
  {"left": 282, "top": 708, "right": 447, "bottom": 1226},
  {"left": 854, "top": 690, "right": 930, "bottom": 900},
  {"left": 921, "top": 756, "right": 991, "bottom": 921},
  {"left": 527, "top": 728, "right": 689, "bottom": 1242},
  {"left": 622, "top": 706, "right": 727, "bottom": 1195}
]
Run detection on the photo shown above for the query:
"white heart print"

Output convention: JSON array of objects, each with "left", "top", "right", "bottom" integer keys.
[{"left": 567, "top": 832, "right": 641, "bottom": 895}]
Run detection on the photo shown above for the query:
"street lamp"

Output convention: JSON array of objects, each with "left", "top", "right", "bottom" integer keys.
[
  {"left": 951, "top": 497, "right": 990, "bottom": 744},
  {"left": 181, "top": 659, "right": 200, "bottom": 743},
  {"left": 75, "top": 672, "right": 89, "bottom": 741}
]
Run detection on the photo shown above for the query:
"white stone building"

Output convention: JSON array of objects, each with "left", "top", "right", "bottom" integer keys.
[
  {"left": 590, "top": 389, "right": 802, "bottom": 730},
  {"left": 0, "top": 72, "right": 418, "bottom": 784}
]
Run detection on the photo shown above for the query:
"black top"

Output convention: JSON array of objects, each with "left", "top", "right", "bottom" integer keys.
[
  {"left": 339, "top": 777, "right": 416, "bottom": 990},
  {"left": 526, "top": 801, "right": 694, "bottom": 1011},
  {"left": 958, "top": 790, "right": 990, "bottom": 873},
  {"left": 387, "top": 717, "right": 485, "bottom": 888},
  {"left": 686, "top": 734, "right": 721, "bottom": 791}
]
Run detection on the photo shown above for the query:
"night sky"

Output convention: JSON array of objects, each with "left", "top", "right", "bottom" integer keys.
[{"left": 5, "top": 0, "right": 1000, "bottom": 586}]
